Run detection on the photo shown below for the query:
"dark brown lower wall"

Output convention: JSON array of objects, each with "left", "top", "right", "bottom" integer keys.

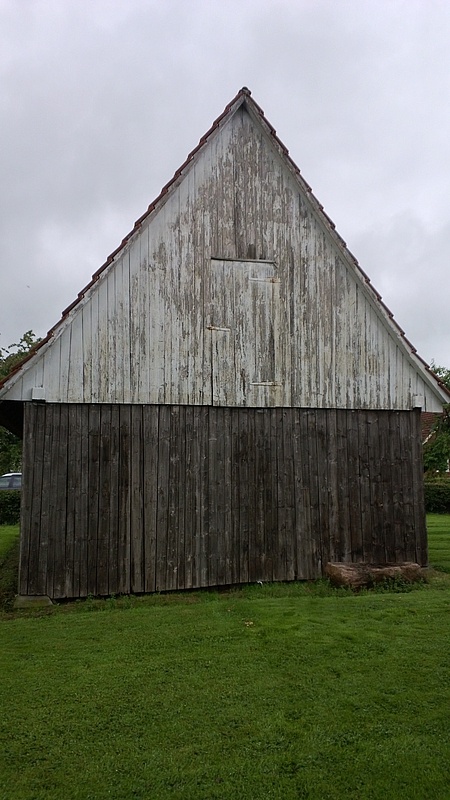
[{"left": 19, "top": 404, "right": 426, "bottom": 599}]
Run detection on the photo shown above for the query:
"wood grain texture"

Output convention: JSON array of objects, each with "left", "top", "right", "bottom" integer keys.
[
  {"left": 20, "top": 403, "right": 427, "bottom": 599},
  {"left": 3, "top": 106, "right": 445, "bottom": 413}
]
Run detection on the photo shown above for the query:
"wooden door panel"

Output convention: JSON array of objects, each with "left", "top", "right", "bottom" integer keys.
[{"left": 209, "top": 259, "right": 281, "bottom": 406}]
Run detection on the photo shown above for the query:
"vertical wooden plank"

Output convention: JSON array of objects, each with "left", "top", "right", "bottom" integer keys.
[
  {"left": 121, "top": 250, "right": 132, "bottom": 403},
  {"left": 282, "top": 409, "right": 296, "bottom": 581},
  {"left": 118, "top": 252, "right": 131, "bottom": 403},
  {"left": 229, "top": 408, "right": 240, "bottom": 585},
  {"left": 297, "top": 410, "right": 317, "bottom": 579},
  {"left": 207, "top": 406, "right": 219, "bottom": 586},
  {"left": 197, "top": 406, "right": 210, "bottom": 588},
  {"left": 148, "top": 247, "right": 166, "bottom": 404},
  {"left": 118, "top": 405, "right": 131, "bottom": 594},
  {"left": 129, "top": 244, "right": 143, "bottom": 404},
  {"left": 214, "top": 407, "right": 229, "bottom": 586},
  {"left": 272, "top": 409, "right": 286, "bottom": 581},
  {"left": 95, "top": 406, "right": 111, "bottom": 596},
  {"left": 19, "top": 404, "right": 38, "bottom": 595},
  {"left": 67, "top": 312, "right": 84, "bottom": 402},
  {"left": 346, "top": 410, "right": 363, "bottom": 562},
  {"left": 335, "top": 410, "right": 352, "bottom": 562},
  {"left": 48, "top": 405, "right": 68, "bottom": 599},
  {"left": 389, "top": 411, "right": 404, "bottom": 562},
  {"left": 358, "top": 411, "right": 372, "bottom": 562},
  {"left": 263, "top": 408, "right": 276, "bottom": 582},
  {"left": 65, "top": 405, "right": 79, "bottom": 598},
  {"left": 97, "top": 277, "right": 110, "bottom": 403},
  {"left": 315, "top": 409, "right": 329, "bottom": 568},
  {"left": 223, "top": 407, "right": 233, "bottom": 585},
  {"left": 164, "top": 406, "right": 180, "bottom": 590},
  {"left": 89, "top": 291, "right": 100, "bottom": 403},
  {"left": 108, "top": 404, "right": 120, "bottom": 594},
  {"left": 175, "top": 406, "right": 186, "bottom": 590},
  {"left": 216, "top": 406, "right": 227, "bottom": 585},
  {"left": 87, "top": 404, "right": 100, "bottom": 596},
  {"left": 292, "top": 410, "right": 310, "bottom": 579},
  {"left": 43, "top": 406, "right": 57, "bottom": 597},
  {"left": 183, "top": 406, "right": 195, "bottom": 589},
  {"left": 379, "top": 411, "right": 395, "bottom": 563},
  {"left": 326, "top": 409, "right": 339, "bottom": 562},
  {"left": 168, "top": 238, "right": 182, "bottom": 407},
  {"left": 82, "top": 303, "right": 92, "bottom": 403},
  {"left": 273, "top": 408, "right": 286, "bottom": 582},
  {"left": 54, "top": 405, "right": 70, "bottom": 598},
  {"left": 247, "top": 408, "right": 259, "bottom": 582},
  {"left": 252, "top": 409, "right": 265, "bottom": 581},
  {"left": 193, "top": 406, "right": 208, "bottom": 587},
  {"left": 77, "top": 405, "right": 89, "bottom": 599},
  {"left": 106, "top": 270, "right": 117, "bottom": 403},
  {"left": 58, "top": 328, "right": 71, "bottom": 402},
  {"left": 143, "top": 405, "right": 159, "bottom": 593},
  {"left": 210, "top": 260, "right": 232, "bottom": 406},
  {"left": 306, "top": 410, "right": 322, "bottom": 575},
  {"left": 367, "top": 411, "right": 386, "bottom": 563},
  {"left": 236, "top": 408, "right": 249, "bottom": 585},
  {"left": 130, "top": 405, "right": 144, "bottom": 594},
  {"left": 155, "top": 405, "right": 170, "bottom": 591}
]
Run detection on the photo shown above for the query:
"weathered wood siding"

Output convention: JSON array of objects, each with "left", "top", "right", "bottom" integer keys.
[
  {"left": 20, "top": 403, "right": 426, "bottom": 599},
  {"left": 3, "top": 106, "right": 443, "bottom": 411}
]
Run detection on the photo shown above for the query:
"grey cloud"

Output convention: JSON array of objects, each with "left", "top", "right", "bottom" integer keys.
[{"left": 1, "top": 0, "right": 449, "bottom": 368}]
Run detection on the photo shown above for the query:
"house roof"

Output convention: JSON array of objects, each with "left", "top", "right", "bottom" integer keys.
[
  {"left": 1, "top": 86, "right": 450, "bottom": 404},
  {"left": 421, "top": 411, "right": 442, "bottom": 443}
]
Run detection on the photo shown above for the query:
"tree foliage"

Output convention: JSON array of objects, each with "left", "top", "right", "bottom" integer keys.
[
  {"left": 424, "top": 362, "right": 450, "bottom": 474},
  {"left": 0, "top": 330, "right": 39, "bottom": 380},
  {"left": 0, "top": 331, "right": 41, "bottom": 474},
  {"left": 430, "top": 363, "right": 450, "bottom": 391}
]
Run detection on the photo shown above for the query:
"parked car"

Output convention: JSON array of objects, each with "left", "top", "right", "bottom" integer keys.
[{"left": 0, "top": 472, "right": 22, "bottom": 490}]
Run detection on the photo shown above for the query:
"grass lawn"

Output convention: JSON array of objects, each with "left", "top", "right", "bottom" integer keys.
[
  {"left": 0, "top": 517, "right": 449, "bottom": 800},
  {"left": 427, "top": 513, "right": 450, "bottom": 571},
  {"left": 0, "top": 524, "right": 20, "bottom": 561}
]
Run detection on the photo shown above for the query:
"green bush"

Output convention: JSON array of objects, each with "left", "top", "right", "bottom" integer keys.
[
  {"left": 424, "top": 476, "right": 450, "bottom": 513},
  {"left": 0, "top": 490, "right": 21, "bottom": 525}
]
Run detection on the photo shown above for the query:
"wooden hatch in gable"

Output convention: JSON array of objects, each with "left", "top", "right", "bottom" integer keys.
[{"left": 208, "top": 258, "right": 283, "bottom": 406}]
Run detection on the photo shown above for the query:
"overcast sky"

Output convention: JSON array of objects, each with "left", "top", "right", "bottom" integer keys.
[{"left": 1, "top": 0, "right": 449, "bottom": 367}]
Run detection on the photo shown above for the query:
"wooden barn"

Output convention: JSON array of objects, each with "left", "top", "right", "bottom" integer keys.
[{"left": 1, "top": 87, "right": 449, "bottom": 601}]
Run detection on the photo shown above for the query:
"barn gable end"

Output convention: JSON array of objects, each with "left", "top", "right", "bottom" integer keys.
[
  {"left": 1, "top": 88, "right": 448, "bottom": 600},
  {"left": 1, "top": 90, "right": 448, "bottom": 412}
]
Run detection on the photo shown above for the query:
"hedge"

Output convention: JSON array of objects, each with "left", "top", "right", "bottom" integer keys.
[
  {"left": 424, "top": 476, "right": 450, "bottom": 514},
  {"left": 0, "top": 491, "right": 21, "bottom": 525}
]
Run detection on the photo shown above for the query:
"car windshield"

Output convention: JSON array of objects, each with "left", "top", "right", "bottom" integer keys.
[{"left": 0, "top": 474, "right": 22, "bottom": 489}]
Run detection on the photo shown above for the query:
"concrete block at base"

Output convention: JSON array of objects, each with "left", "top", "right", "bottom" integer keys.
[{"left": 14, "top": 595, "right": 54, "bottom": 609}]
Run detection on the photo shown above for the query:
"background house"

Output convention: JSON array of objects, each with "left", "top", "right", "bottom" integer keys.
[{"left": 1, "top": 88, "right": 449, "bottom": 599}]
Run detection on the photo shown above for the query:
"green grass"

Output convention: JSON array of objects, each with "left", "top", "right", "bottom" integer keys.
[
  {"left": 0, "top": 523, "right": 19, "bottom": 561},
  {"left": 0, "top": 524, "right": 20, "bottom": 611},
  {"left": 0, "top": 519, "right": 449, "bottom": 799},
  {"left": 427, "top": 513, "right": 450, "bottom": 572}
]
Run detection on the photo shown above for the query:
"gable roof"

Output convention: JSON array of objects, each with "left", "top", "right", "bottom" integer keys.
[
  {"left": 1, "top": 87, "right": 449, "bottom": 410},
  {"left": 421, "top": 411, "right": 442, "bottom": 443}
]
